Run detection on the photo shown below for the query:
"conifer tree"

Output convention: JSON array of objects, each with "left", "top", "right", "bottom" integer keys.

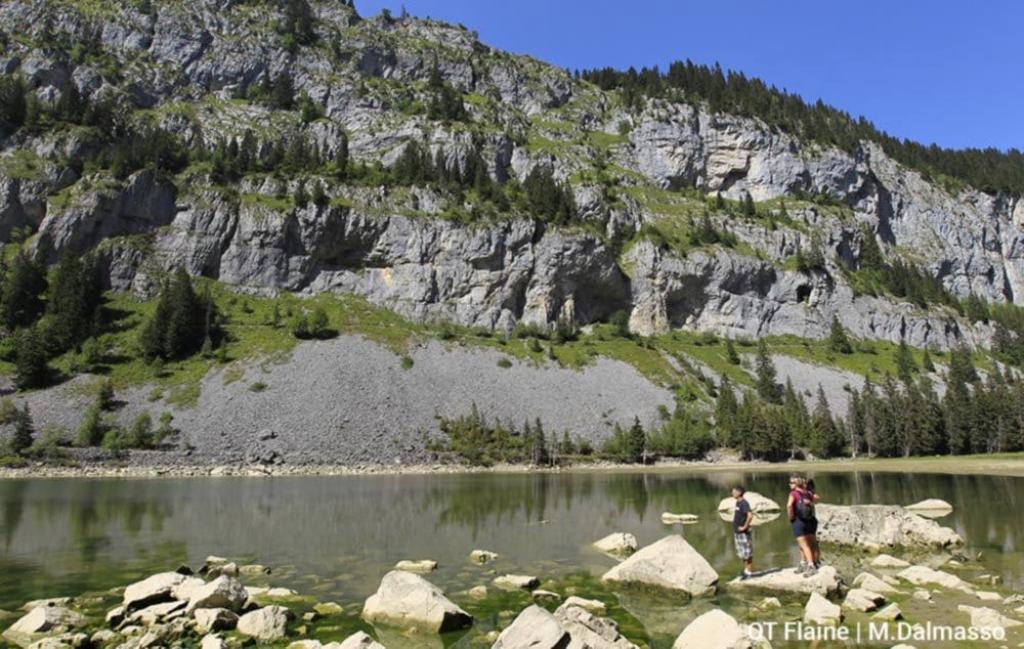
[
  {"left": 1, "top": 251, "right": 47, "bottom": 331},
  {"left": 14, "top": 327, "right": 49, "bottom": 390},
  {"left": 827, "top": 316, "right": 853, "bottom": 354},
  {"left": 754, "top": 340, "right": 780, "bottom": 403},
  {"left": 10, "top": 404, "right": 34, "bottom": 455}
]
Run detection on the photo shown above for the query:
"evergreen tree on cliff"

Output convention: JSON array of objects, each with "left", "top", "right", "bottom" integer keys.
[
  {"left": 754, "top": 340, "right": 780, "bottom": 403},
  {"left": 140, "top": 269, "right": 217, "bottom": 361}
]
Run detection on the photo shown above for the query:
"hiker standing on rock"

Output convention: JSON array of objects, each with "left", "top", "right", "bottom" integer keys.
[
  {"left": 787, "top": 476, "right": 820, "bottom": 577},
  {"left": 732, "top": 485, "right": 755, "bottom": 580}
]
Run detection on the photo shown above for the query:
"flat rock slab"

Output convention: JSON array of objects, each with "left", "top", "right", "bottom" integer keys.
[
  {"left": 728, "top": 566, "right": 841, "bottom": 596},
  {"left": 852, "top": 572, "right": 903, "bottom": 595},
  {"left": 870, "top": 554, "right": 910, "bottom": 569},
  {"left": 602, "top": 536, "right": 718, "bottom": 597},
  {"left": 897, "top": 566, "right": 974, "bottom": 593},
  {"left": 362, "top": 570, "right": 472, "bottom": 633},
  {"left": 957, "top": 605, "right": 1023, "bottom": 630}
]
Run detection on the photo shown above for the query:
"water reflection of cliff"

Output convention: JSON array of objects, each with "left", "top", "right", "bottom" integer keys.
[{"left": 0, "top": 471, "right": 1021, "bottom": 610}]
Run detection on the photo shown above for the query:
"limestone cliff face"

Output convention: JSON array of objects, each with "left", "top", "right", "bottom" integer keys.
[{"left": 0, "top": 0, "right": 1020, "bottom": 350}]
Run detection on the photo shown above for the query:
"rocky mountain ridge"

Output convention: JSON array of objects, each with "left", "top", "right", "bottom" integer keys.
[{"left": 1, "top": 0, "right": 1022, "bottom": 352}]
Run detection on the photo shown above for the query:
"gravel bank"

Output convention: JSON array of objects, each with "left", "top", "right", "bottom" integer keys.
[{"left": 4, "top": 336, "right": 674, "bottom": 467}]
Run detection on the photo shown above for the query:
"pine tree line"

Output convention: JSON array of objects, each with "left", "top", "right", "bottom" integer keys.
[{"left": 580, "top": 61, "right": 1024, "bottom": 196}]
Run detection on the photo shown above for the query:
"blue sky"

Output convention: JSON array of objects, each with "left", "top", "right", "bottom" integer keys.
[{"left": 355, "top": 0, "right": 1023, "bottom": 151}]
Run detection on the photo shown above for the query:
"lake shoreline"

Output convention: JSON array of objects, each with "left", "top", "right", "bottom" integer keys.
[{"left": 3, "top": 453, "right": 1023, "bottom": 479}]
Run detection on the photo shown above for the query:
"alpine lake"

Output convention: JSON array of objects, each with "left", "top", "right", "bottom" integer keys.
[{"left": 1, "top": 469, "right": 1022, "bottom": 648}]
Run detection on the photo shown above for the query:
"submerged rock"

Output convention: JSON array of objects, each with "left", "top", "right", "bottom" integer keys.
[
  {"left": 236, "top": 606, "right": 293, "bottom": 642},
  {"left": 312, "top": 602, "right": 344, "bottom": 616},
  {"left": 727, "top": 566, "right": 841, "bottom": 596},
  {"left": 362, "top": 570, "right": 472, "bottom": 633},
  {"left": 803, "top": 592, "right": 842, "bottom": 626},
  {"left": 492, "top": 605, "right": 569, "bottom": 649},
  {"left": 660, "top": 513, "right": 699, "bottom": 524},
  {"left": 602, "top": 536, "right": 718, "bottom": 597},
  {"left": 395, "top": 560, "right": 438, "bottom": 573},
  {"left": 815, "top": 505, "right": 963, "bottom": 549},
  {"left": 593, "top": 533, "right": 639, "bottom": 556},
  {"left": 493, "top": 575, "right": 541, "bottom": 591},
  {"left": 558, "top": 597, "right": 606, "bottom": 616},
  {"left": 469, "top": 550, "right": 499, "bottom": 564},
  {"left": 672, "top": 609, "right": 769, "bottom": 649}
]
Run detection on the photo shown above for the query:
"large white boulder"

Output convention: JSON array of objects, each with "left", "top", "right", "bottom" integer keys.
[
  {"left": 816, "top": 505, "right": 962, "bottom": 549},
  {"left": 193, "top": 608, "right": 239, "bottom": 633},
  {"left": 905, "top": 499, "right": 953, "bottom": 518},
  {"left": 122, "top": 572, "right": 190, "bottom": 610},
  {"left": 601, "top": 536, "right": 718, "bottom": 597},
  {"left": 672, "top": 609, "right": 770, "bottom": 649},
  {"left": 492, "top": 605, "right": 569, "bottom": 649},
  {"left": 593, "top": 533, "right": 639, "bottom": 556},
  {"left": 718, "top": 493, "right": 780, "bottom": 513},
  {"left": 362, "top": 570, "right": 472, "bottom": 633},
  {"left": 3, "top": 607, "right": 85, "bottom": 646},
  {"left": 803, "top": 592, "right": 842, "bottom": 626},
  {"left": 237, "top": 606, "right": 293, "bottom": 642},
  {"left": 185, "top": 576, "right": 248, "bottom": 612},
  {"left": 727, "top": 566, "right": 841, "bottom": 596}
]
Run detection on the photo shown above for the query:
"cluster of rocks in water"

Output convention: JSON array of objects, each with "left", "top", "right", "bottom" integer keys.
[{"left": 3, "top": 498, "right": 1022, "bottom": 649}]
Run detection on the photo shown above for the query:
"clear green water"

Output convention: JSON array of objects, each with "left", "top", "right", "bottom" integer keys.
[{"left": 0, "top": 470, "right": 1021, "bottom": 647}]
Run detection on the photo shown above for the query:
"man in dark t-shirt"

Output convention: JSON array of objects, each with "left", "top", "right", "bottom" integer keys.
[{"left": 732, "top": 486, "right": 754, "bottom": 579}]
